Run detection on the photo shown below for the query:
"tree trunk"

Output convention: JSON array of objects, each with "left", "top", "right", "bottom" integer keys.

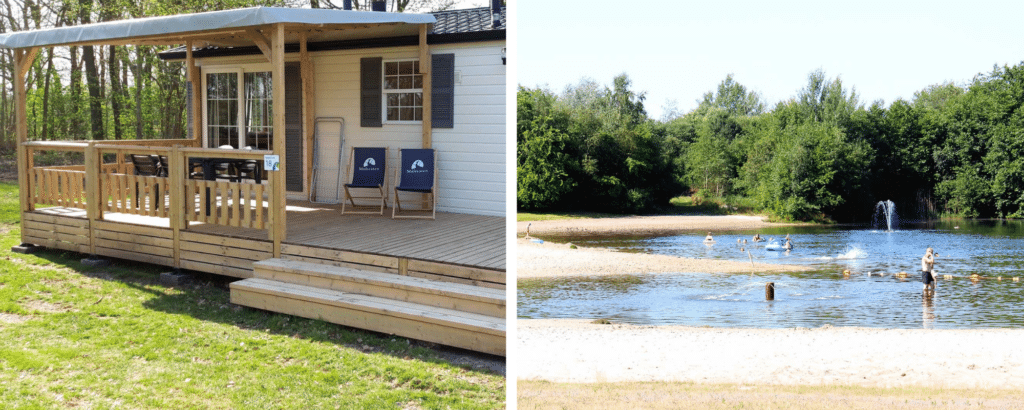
[
  {"left": 83, "top": 45, "right": 103, "bottom": 139},
  {"left": 41, "top": 49, "right": 53, "bottom": 140},
  {"left": 70, "top": 46, "right": 83, "bottom": 139},
  {"left": 108, "top": 45, "right": 123, "bottom": 140},
  {"left": 134, "top": 47, "right": 143, "bottom": 139}
]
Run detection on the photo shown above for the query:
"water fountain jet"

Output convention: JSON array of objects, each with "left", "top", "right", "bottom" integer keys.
[{"left": 873, "top": 200, "right": 898, "bottom": 231}]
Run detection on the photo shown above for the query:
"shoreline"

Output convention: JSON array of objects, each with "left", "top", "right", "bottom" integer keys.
[
  {"left": 517, "top": 214, "right": 807, "bottom": 237},
  {"left": 518, "top": 319, "right": 1024, "bottom": 388}
]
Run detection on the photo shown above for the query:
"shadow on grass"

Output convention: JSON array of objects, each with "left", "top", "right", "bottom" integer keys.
[{"left": 27, "top": 247, "right": 505, "bottom": 376}]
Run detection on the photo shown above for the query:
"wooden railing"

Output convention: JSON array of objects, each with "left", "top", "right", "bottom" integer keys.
[
  {"left": 20, "top": 139, "right": 281, "bottom": 264},
  {"left": 31, "top": 168, "right": 86, "bottom": 208},
  {"left": 186, "top": 179, "right": 267, "bottom": 229}
]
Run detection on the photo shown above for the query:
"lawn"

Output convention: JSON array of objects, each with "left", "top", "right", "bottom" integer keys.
[{"left": 0, "top": 182, "right": 504, "bottom": 409}]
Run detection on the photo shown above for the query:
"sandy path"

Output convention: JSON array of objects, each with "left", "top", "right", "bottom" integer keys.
[
  {"left": 517, "top": 238, "right": 811, "bottom": 278},
  {"left": 518, "top": 214, "right": 804, "bottom": 237},
  {"left": 518, "top": 319, "right": 1024, "bottom": 388}
]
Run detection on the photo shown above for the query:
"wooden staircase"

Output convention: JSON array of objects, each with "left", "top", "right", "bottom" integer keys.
[{"left": 229, "top": 258, "right": 506, "bottom": 356}]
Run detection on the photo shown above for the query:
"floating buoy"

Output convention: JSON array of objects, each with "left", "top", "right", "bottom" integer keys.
[
  {"left": 897, "top": 272, "right": 908, "bottom": 278},
  {"left": 842, "top": 269, "right": 851, "bottom": 276},
  {"left": 944, "top": 275, "right": 953, "bottom": 280}
]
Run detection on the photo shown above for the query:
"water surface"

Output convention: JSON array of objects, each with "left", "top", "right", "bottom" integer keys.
[{"left": 519, "top": 220, "right": 1024, "bottom": 328}]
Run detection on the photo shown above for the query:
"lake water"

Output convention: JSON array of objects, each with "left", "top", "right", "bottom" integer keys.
[{"left": 518, "top": 220, "right": 1024, "bottom": 328}]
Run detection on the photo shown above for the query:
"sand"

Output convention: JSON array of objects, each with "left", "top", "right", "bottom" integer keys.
[
  {"left": 516, "top": 214, "right": 1024, "bottom": 390},
  {"left": 518, "top": 319, "right": 1024, "bottom": 388},
  {"left": 517, "top": 238, "right": 811, "bottom": 278}
]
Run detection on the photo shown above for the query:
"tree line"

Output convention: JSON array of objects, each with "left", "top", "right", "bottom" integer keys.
[
  {"left": 518, "top": 64, "right": 1024, "bottom": 221},
  {"left": 0, "top": 0, "right": 457, "bottom": 151}
]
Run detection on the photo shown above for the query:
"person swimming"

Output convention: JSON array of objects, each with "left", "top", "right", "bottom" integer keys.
[{"left": 753, "top": 233, "right": 763, "bottom": 242}]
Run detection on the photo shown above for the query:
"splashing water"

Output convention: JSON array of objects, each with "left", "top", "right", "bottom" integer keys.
[{"left": 836, "top": 246, "right": 868, "bottom": 260}]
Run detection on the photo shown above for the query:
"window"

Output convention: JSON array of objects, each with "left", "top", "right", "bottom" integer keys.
[
  {"left": 382, "top": 60, "right": 422, "bottom": 122},
  {"left": 204, "top": 70, "right": 273, "bottom": 149}
]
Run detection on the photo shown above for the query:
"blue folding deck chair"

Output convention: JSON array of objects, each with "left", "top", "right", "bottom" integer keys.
[
  {"left": 341, "top": 147, "right": 388, "bottom": 215},
  {"left": 392, "top": 148, "right": 437, "bottom": 220}
]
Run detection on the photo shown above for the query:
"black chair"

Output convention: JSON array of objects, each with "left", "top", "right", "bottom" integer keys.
[
  {"left": 233, "top": 160, "right": 262, "bottom": 184},
  {"left": 130, "top": 154, "right": 162, "bottom": 208},
  {"left": 341, "top": 147, "right": 388, "bottom": 215},
  {"left": 392, "top": 148, "right": 436, "bottom": 220}
]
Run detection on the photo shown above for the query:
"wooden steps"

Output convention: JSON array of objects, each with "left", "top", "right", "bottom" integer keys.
[{"left": 230, "top": 258, "right": 506, "bottom": 356}]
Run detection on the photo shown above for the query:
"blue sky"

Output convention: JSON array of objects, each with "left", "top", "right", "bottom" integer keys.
[{"left": 517, "top": 0, "right": 1024, "bottom": 120}]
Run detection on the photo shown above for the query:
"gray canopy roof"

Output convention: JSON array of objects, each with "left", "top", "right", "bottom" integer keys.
[{"left": 0, "top": 7, "right": 435, "bottom": 49}]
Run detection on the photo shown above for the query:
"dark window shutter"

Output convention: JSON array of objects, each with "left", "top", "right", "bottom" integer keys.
[
  {"left": 285, "top": 63, "right": 304, "bottom": 192},
  {"left": 186, "top": 81, "right": 193, "bottom": 138},
  {"left": 431, "top": 53, "right": 455, "bottom": 129},
  {"left": 360, "top": 57, "right": 383, "bottom": 127}
]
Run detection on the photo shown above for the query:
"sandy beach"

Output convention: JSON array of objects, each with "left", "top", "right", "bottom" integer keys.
[
  {"left": 517, "top": 238, "right": 811, "bottom": 278},
  {"left": 516, "top": 215, "right": 1024, "bottom": 392},
  {"left": 518, "top": 319, "right": 1024, "bottom": 388}
]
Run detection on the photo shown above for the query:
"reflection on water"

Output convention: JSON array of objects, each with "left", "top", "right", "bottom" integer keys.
[{"left": 518, "top": 271, "right": 1024, "bottom": 328}]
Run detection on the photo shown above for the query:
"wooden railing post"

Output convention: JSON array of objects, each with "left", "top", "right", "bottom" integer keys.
[
  {"left": 15, "top": 48, "right": 39, "bottom": 246},
  {"left": 85, "top": 142, "right": 99, "bottom": 255},
  {"left": 170, "top": 145, "right": 183, "bottom": 269},
  {"left": 271, "top": 23, "right": 286, "bottom": 258}
]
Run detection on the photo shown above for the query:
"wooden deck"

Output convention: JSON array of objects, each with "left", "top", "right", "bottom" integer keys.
[
  {"left": 192, "top": 199, "right": 506, "bottom": 271},
  {"left": 30, "top": 200, "right": 505, "bottom": 273}
]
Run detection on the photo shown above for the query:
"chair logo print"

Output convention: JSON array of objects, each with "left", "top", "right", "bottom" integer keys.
[
  {"left": 358, "top": 156, "right": 380, "bottom": 171},
  {"left": 407, "top": 159, "right": 428, "bottom": 173}
]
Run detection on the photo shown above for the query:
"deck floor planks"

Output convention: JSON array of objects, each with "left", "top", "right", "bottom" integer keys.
[{"left": 32, "top": 199, "right": 505, "bottom": 271}]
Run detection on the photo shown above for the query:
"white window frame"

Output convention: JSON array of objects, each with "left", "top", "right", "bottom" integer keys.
[
  {"left": 381, "top": 58, "right": 423, "bottom": 124},
  {"left": 201, "top": 64, "right": 273, "bottom": 148}
]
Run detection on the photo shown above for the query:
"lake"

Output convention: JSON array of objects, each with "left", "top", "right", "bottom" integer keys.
[{"left": 518, "top": 220, "right": 1024, "bottom": 328}]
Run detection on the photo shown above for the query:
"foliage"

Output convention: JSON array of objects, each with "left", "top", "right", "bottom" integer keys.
[{"left": 517, "top": 75, "right": 681, "bottom": 213}]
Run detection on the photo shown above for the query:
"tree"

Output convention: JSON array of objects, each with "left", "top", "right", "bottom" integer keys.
[{"left": 694, "top": 74, "right": 765, "bottom": 117}]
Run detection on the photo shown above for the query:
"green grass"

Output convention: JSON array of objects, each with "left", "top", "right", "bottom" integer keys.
[{"left": 0, "top": 182, "right": 504, "bottom": 409}]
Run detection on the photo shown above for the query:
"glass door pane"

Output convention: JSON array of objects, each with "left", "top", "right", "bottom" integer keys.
[
  {"left": 206, "top": 73, "right": 238, "bottom": 148},
  {"left": 244, "top": 72, "right": 273, "bottom": 150}
]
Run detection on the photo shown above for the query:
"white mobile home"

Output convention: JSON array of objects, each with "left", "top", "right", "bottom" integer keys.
[{"left": 0, "top": 4, "right": 506, "bottom": 356}]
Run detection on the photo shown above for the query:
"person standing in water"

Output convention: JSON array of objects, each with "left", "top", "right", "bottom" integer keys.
[
  {"left": 922, "top": 248, "right": 937, "bottom": 295},
  {"left": 704, "top": 231, "right": 714, "bottom": 242}
]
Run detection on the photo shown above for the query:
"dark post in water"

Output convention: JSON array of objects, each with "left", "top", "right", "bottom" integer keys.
[{"left": 765, "top": 282, "right": 775, "bottom": 300}]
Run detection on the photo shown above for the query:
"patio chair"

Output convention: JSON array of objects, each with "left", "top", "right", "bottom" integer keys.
[
  {"left": 341, "top": 147, "right": 388, "bottom": 215},
  {"left": 391, "top": 148, "right": 436, "bottom": 220},
  {"left": 130, "top": 154, "right": 162, "bottom": 208}
]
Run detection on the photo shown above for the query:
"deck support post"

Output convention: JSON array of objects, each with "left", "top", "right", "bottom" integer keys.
[
  {"left": 418, "top": 24, "right": 432, "bottom": 207},
  {"left": 170, "top": 145, "right": 183, "bottom": 268},
  {"left": 419, "top": 24, "right": 431, "bottom": 148},
  {"left": 85, "top": 142, "right": 100, "bottom": 255},
  {"left": 15, "top": 47, "right": 38, "bottom": 246},
  {"left": 270, "top": 24, "right": 287, "bottom": 258},
  {"left": 766, "top": 282, "right": 775, "bottom": 301}
]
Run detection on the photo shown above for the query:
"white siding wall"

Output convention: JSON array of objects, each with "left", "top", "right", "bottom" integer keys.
[{"left": 311, "top": 41, "right": 505, "bottom": 217}]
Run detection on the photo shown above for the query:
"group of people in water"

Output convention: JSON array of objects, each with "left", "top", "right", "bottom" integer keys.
[
  {"left": 705, "top": 232, "right": 794, "bottom": 251},
  {"left": 706, "top": 232, "right": 942, "bottom": 295}
]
